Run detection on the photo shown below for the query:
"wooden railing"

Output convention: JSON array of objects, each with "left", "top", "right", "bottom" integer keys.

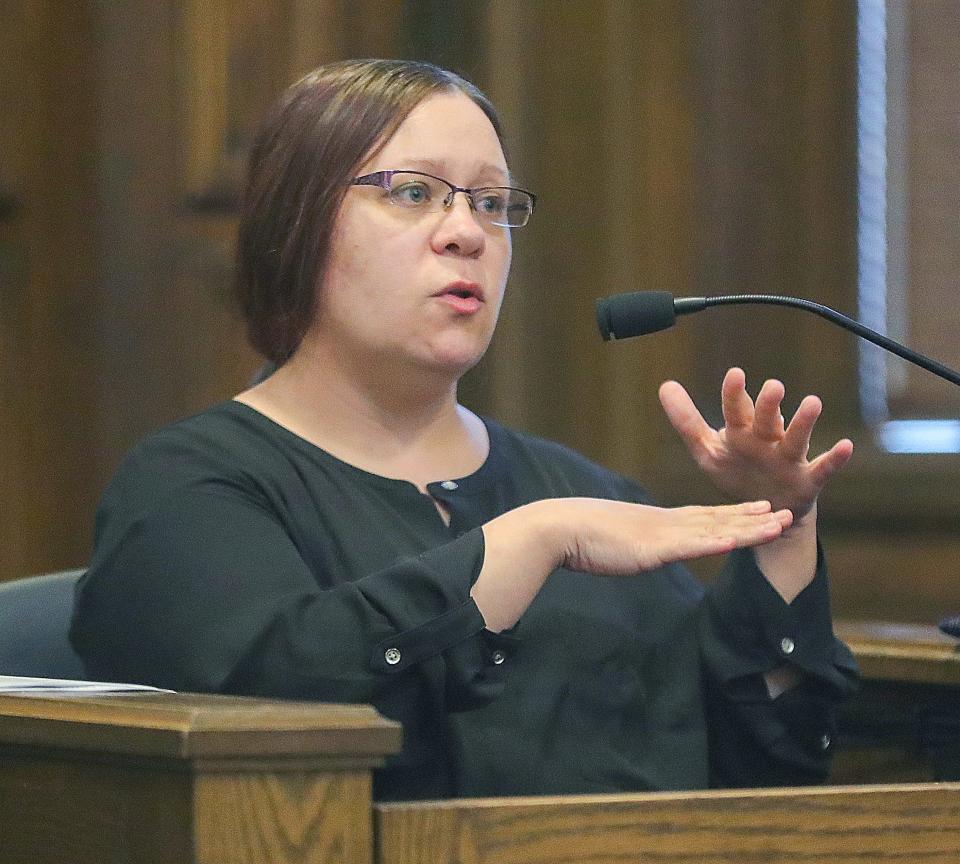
[
  {"left": 376, "top": 783, "right": 960, "bottom": 864},
  {"left": 835, "top": 619, "right": 960, "bottom": 685}
]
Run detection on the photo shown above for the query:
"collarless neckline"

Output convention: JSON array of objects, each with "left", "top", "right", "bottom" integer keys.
[{"left": 222, "top": 399, "right": 502, "bottom": 494}]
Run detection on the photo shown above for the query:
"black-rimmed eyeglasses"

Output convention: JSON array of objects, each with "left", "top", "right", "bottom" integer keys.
[{"left": 351, "top": 170, "right": 536, "bottom": 228}]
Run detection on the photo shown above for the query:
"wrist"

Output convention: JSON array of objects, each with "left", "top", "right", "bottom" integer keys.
[
  {"left": 472, "top": 500, "right": 567, "bottom": 632},
  {"left": 753, "top": 502, "right": 818, "bottom": 604},
  {"left": 782, "top": 501, "right": 817, "bottom": 541},
  {"left": 519, "top": 498, "right": 570, "bottom": 570}
]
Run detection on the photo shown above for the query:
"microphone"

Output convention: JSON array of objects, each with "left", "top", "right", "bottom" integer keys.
[
  {"left": 595, "top": 290, "right": 960, "bottom": 389},
  {"left": 595, "top": 289, "right": 960, "bottom": 637}
]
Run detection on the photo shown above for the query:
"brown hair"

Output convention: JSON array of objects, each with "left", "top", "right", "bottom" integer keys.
[{"left": 235, "top": 59, "right": 506, "bottom": 365}]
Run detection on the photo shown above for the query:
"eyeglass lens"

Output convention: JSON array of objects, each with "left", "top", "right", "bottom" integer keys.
[{"left": 386, "top": 172, "right": 533, "bottom": 228}]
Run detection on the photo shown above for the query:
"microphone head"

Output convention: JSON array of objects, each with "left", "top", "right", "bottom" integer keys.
[{"left": 595, "top": 291, "right": 677, "bottom": 341}]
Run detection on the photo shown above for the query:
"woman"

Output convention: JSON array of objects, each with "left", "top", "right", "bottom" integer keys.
[{"left": 70, "top": 59, "right": 857, "bottom": 801}]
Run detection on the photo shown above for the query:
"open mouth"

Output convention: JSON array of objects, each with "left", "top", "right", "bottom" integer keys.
[
  {"left": 437, "top": 281, "right": 484, "bottom": 302},
  {"left": 434, "top": 281, "right": 484, "bottom": 314}
]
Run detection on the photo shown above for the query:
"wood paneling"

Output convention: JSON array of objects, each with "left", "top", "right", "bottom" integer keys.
[
  {"left": 825, "top": 529, "right": 960, "bottom": 623},
  {"left": 0, "top": 0, "right": 402, "bottom": 579},
  {"left": 687, "top": 0, "right": 859, "bottom": 426},
  {"left": 896, "top": 0, "right": 960, "bottom": 416},
  {"left": 0, "top": 0, "right": 101, "bottom": 577},
  {"left": 470, "top": 0, "right": 859, "bottom": 475}
]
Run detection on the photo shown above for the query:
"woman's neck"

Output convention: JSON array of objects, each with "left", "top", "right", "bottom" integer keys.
[{"left": 234, "top": 346, "right": 489, "bottom": 491}]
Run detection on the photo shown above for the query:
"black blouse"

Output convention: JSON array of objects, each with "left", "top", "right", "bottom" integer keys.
[{"left": 70, "top": 401, "right": 858, "bottom": 800}]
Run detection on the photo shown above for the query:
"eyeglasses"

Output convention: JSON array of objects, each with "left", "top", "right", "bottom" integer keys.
[{"left": 351, "top": 170, "right": 536, "bottom": 228}]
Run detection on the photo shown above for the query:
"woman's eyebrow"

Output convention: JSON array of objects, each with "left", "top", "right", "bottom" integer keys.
[{"left": 393, "top": 157, "right": 511, "bottom": 184}]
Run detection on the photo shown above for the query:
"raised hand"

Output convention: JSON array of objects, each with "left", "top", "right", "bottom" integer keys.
[{"left": 658, "top": 368, "right": 853, "bottom": 519}]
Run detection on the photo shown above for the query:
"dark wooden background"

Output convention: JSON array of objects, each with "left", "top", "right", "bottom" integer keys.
[{"left": 2, "top": 0, "right": 958, "bottom": 625}]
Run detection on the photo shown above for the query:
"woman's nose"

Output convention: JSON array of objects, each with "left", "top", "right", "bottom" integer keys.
[{"left": 433, "top": 193, "right": 486, "bottom": 256}]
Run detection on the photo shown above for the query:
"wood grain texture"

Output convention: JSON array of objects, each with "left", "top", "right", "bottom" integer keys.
[
  {"left": 895, "top": 0, "right": 960, "bottom": 416},
  {"left": 827, "top": 621, "right": 960, "bottom": 785},
  {"left": 0, "top": 693, "right": 401, "bottom": 762},
  {"left": 823, "top": 529, "right": 960, "bottom": 624},
  {"left": 0, "top": 693, "right": 398, "bottom": 864},
  {"left": 836, "top": 619, "right": 960, "bottom": 685},
  {"left": 376, "top": 783, "right": 960, "bottom": 864},
  {"left": 194, "top": 771, "right": 372, "bottom": 864},
  {"left": 0, "top": 750, "right": 194, "bottom": 864},
  {"left": 0, "top": 0, "right": 102, "bottom": 578}
]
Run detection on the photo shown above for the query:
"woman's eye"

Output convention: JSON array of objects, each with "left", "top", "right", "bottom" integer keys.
[
  {"left": 477, "top": 192, "right": 507, "bottom": 215},
  {"left": 391, "top": 182, "right": 432, "bottom": 207}
]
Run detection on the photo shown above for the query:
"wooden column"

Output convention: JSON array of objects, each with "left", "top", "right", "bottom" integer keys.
[{"left": 0, "top": 692, "right": 401, "bottom": 864}]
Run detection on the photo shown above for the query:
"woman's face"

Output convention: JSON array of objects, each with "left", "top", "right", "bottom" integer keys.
[{"left": 310, "top": 90, "right": 513, "bottom": 382}]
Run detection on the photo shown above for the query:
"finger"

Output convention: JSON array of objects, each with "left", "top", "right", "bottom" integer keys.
[
  {"left": 734, "top": 508, "right": 793, "bottom": 543},
  {"left": 781, "top": 394, "right": 822, "bottom": 460},
  {"left": 706, "top": 513, "right": 787, "bottom": 551},
  {"left": 774, "top": 507, "right": 794, "bottom": 530},
  {"left": 721, "top": 367, "right": 754, "bottom": 429},
  {"left": 808, "top": 438, "right": 854, "bottom": 488},
  {"left": 670, "top": 511, "right": 786, "bottom": 562},
  {"left": 677, "top": 500, "right": 772, "bottom": 519},
  {"left": 752, "top": 379, "right": 786, "bottom": 441},
  {"left": 712, "top": 503, "right": 792, "bottom": 531},
  {"left": 658, "top": 380, "right": 715, "bottom": 454},
  {"left": 678, "top": 501, "right": 788, "bottom": 534},
  {"left": 737, "top": 500, "right": 773, "bottom": 513}
]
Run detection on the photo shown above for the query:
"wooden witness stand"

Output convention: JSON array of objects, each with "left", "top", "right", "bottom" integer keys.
[
  {"left": 0, "top": 694, "right": 401, "bottom": 864},
  {"left": 1, "top": 621, "right": 959, "bottom": 864}
]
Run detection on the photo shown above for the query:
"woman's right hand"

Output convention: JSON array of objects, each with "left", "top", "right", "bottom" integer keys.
[
  {"left": 473, "top": 498, "right": 791, "bottom": 632},
  {"left": 548, "top": 497, "right": 791, "bottom": 574}
]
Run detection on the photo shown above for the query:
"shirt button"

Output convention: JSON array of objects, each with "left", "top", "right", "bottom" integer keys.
[
  {"left": 491, "top": 649, "right": 506, "bottom": 665},
  {"left": 820, "top": 734, "right": 832, "bottom": 750},
  {"left": 780, "top": 637, "right": 796, "bottom": 655},
  {"left": 440, "top": 480, "right": 459, "bottom": 491},
  {"left": 384, "top": 647, "right": 402, "bottom": 665}
]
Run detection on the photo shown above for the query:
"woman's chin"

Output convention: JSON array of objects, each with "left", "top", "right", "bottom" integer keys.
[
  {"left": 426, "top": 351, "right": 484, "bottom": 380},
  {"left": 421, "top": 335, "right": 491, "bottom": 376}
]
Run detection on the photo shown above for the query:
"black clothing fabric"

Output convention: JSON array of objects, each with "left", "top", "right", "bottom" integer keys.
[{"left": 70, "top": 401, "right": 858, "bottom": 800}]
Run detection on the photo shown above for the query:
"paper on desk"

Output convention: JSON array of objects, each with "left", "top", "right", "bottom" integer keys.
[{"left": 0, "top": 675, "right": 174, "bottom": 694}]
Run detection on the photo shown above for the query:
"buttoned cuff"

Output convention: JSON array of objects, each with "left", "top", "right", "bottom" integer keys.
[{"left": 704, "top": 545, "right": 857, "bottom": 697}]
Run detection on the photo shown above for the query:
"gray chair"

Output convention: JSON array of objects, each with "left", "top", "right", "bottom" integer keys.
[{"left": 0, "top": 569, "right": 87, "bottom": 679}]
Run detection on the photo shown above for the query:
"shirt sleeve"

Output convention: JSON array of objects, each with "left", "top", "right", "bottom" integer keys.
[
  {"left": 698, "top": 545, "right": 860, "bottom": 786},
  {"left": 70, "top": 483, "right": 509, "bottom": 714}
]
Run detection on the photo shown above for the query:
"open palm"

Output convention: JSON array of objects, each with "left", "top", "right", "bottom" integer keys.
[{"left": 658, "top": 367, "right": 854, "bottom": 518}]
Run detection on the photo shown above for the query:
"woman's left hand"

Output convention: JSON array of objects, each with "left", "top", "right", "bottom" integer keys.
[{"left": 658, "top": 367, "right": 854, "bottom": 520}]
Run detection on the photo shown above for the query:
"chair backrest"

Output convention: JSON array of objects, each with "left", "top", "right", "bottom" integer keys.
[{"left": 0, "top": 569, "right": 87, "bottom": 679}]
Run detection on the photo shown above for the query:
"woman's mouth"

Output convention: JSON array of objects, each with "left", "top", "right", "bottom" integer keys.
[{"left": 434, "top": 281, "right": 484, "bottom": 314}]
